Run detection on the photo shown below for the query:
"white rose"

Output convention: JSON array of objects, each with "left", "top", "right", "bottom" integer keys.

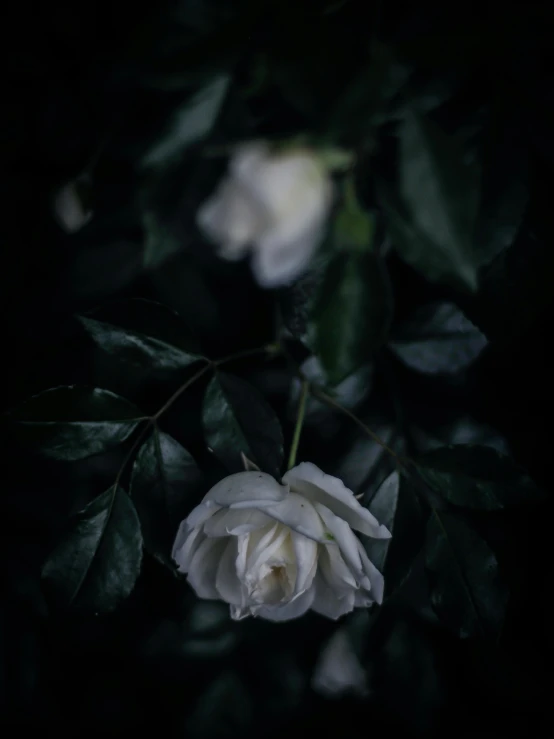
[
  {"left": 197, "top": 142, "right": 333, "bottom": 288},
  {"left": 172, "top": 462, "right": 390, "bottom": 622}
]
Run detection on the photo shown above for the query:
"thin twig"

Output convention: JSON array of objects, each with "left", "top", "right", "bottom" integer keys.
[
  {"left": 153, "top": 360, "right": 213, "bottom": 420},
  {"left": 213, "top": 344, "right": 279, "bottom": 367},
  {"left": 312, "top": 386, "right": 403, "bottom": 463}
]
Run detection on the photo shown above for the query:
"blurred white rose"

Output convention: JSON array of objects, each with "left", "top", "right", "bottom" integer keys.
[
  {"left": 197, "top": 142, "right": 333, "bottom": 288},
  {"left": 312, "top": 627, "right": 368, "bottom": 698},
  {"left": 172, "top": 462, "right": 390, "bottom": 622},
  {"left": 53, "top": 177, "right": 93, "bottom": 233}
]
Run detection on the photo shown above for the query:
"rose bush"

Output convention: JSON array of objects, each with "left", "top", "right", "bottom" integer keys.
[
  {"left": 197, "top": 142, "right": 333, "bottom": 288},
  {"left": 172, "top": 462, "right": 390, "bottom": 622}
]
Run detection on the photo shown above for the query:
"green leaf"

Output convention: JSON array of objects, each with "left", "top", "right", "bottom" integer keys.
[
  {"left": 366, "top": 471, "right": 426, "bottom": 595},
  {"left": 78, "top": 298, "right": 203, "bottom": 374},
  {"left": 389, "top": 301, "right": 487, "bottom": 374},
  {"left": 473, "top": 96, "right": 529, "bottom": 266},
  {"left": 7, "top": 386, "right": 145, "bottom": 461},
  {"left": 396, "top": 110, "right": 480, "bottom": 290},
  {"left": 416, "top": 445, "right": 544, "bottom": 510},
  {"left": 187, "top": 671, "right": 252, "bottom": 739},
  {"left": 142, "top": 210, "right": 183, "bottom": 269},
  {"left": 202, "top": 372, "right": 284, "bottom": 477},
  {"left": 131, "top": 429, "right": 204, "bottom": 565},
  {"left": 326, "top": 41, "right": 409, "bottom": 137},
  {"left": 42, "top": 485, "right": 143, "bottom": 612},
  {"left": 313, "top": 253, "right": 393, "bottom": 385},
  {"left": 333, "top": 177, "right": 376, "bottom": 253},
  {"left": 141, "top": 74, "right": 230, "bottom": 168},
  {"left": 425, "top": 510, "right": 508, "bottom": 639}
]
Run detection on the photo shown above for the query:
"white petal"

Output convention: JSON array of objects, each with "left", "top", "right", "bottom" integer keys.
[
  {"left": 311, "top": 574, "right": 355, "bottom": 620},
  {"left": 245, "top": 523, "right": 289, "bottom": 578},
  {"left": 230, "top": 141, "right": 271, "bottom": 180},
  {"left": 54, "top": 180, "right": 93, "bottom": 233},
  {"left": 172, "top": 523, "right": 204, "bottom": 572},
  {"left": 186, "top": 501, "right": 221, "bottom": 529},
  {"left": 251, "top": 226, "right": 321, "bottom": 288},
  {"left": 187, "top": 537, "right": 227, "bottom": 600},
  {"left": 312, "top": 629, "right": 368, "bottom": 697},
  {"left": 215, "top": 538, "right": 244, "bottom": 605},
  {"left": 255, "top": 585, "right": 315, "bottom": 622},
  {"left": 314, "top": 503, "right": 367, "bottom": 585},
  {"left": 357, "top": 540, "right": 385, "bottom": 605},
  {"left": 204, "top": 472, "right": 289, "bottom": 509},
  {"left": 318, "top": 543, "right": 358, "bottom": 593},
  {"left": 197, "top": 178, "right": 263, "bottom": 257},
  {"left": 203, "top": 508, "right": 272, "bottom": 537},
  {"left": 263, "top": 493, "right": 327, "bottom": 542},
  {"left": 291, "top": 532, "right": 318, "bottom": 595},
  {"left": 284, "top": 462, "right": 391, "bottom": 539}
]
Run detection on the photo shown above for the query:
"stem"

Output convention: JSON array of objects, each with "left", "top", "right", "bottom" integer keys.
[
  {"left": 152, "top": 361, "right": 213, "bottom": 420},
  {"left": 114, "top": 420, "right": 152, "bottom": 488},
  {"left": 213, "top": 344, "right": 278, "bottom": 367},
  {"left": 288, "top": 379, "right": 309, "bottom": 469}
]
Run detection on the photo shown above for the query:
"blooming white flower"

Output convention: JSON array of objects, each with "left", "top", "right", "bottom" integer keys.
[
  {"left": 197, "top": 142, "right": 333, "bottom": 288},
  {"left": 172, "top": 463, "right": 390, "bottom": 622}
]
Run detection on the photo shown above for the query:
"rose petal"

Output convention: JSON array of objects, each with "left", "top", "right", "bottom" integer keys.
[
  {"left": 291, "top": 532, "right": 318, "bottom": 595},
  {"left": 245, "top": 523, "right": 289, "bottom": 579},
  {"left": 197, "top": 178, "right": 263, "bottom": 257},
  {"left": 318, "top": 543, "right": 358, "bottom": 593},
  {"left": 204, "top": 472, "right": 289, "bottom": 509},
  {"left": 186, "top": 501, "right": 221, "bottom": 529},
  {"left": 284, "top": 462, "right": 391, "bottom": 539},
  {"left": 215, "top": 538, "right": 244, "bottom": 606},
  {"left": 311, "top": 573, "right": 356, "bottom": 620},
  {"left": 312, "top": 629, "right": 368, "bottom": 697},
  {"left": 203, "top": 508, "right": 272, "bottom": 537},
  {"left": 314, "top": 503, "right": 367, "bottom": 585},
  {"left": 187, "top": 537, "right": 227, "bottom": 600},
  {"left": 255, "top": 584, "right": 316, "bottom": 622},
  {"left": 251, "top": 227, "right": 321, "bottom": 288},
  {"left": 357, "top": 539, "right": 385, "bottom": 605},
  {"left": 262, "top": 493, "right": 327, "bottom": 542},
  {"left": 172, "top": 523, "right": 204, "bottom": 573}
]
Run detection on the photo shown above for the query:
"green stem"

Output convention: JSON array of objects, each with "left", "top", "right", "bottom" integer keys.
[{"left": 288, "top": 379, "right": 309, "bottom": 469}]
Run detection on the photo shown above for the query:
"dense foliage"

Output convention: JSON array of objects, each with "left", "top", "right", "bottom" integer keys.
[{"left": 2, "top": 1, "right": 552, "bottom": 737}]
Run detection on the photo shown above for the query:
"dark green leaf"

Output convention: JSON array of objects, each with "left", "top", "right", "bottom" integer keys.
[
  {"left": 410, "top": 414, "right": 509, "bottom": 455},
  {"left": 7, "top": 386, "right": 144, "bottom": 461},
  {"left": 313, "top": 253, "right": 393, "bottom": 384},
  {"left": 203, "top": 372, "right": 284, "bottom": 477},
  {"left": 141, "top": 74, "right": 230, "bottom": 168},
  {"left": 425, "top": 510, "right": 508, "bottom": 639},
  {"left": 187, "top": 671, "right": 252, "bottom": 739},
  {"left": 396, "top": 110, "right": 479, "bottom": 291},
  {"left": 143, "top": 210, "right": 183, "bottom": 268},
  {"left": 389, "top": 302, "right": 487, "bottom": 374},
  {"left": 78, "top": 298, "right": 203, "bottom": 374},
  {"left": 416, "top": 444, "right": 544, "bottom": 510},
  {"left": 473, "top": 97, "right": 529, "bottom": 266},
  {"left": 369, "top": 616, "right": 446, "bottom": 734},
  {"left": 42, "top": 485, "right": 143, "bottom": 612},
  {"left": 366, "top": 472, "right": 426, "bottom": 595},
  {"left": 327, "top": 41, "right": 409, "bottom": 137},
  {"left": 131, "top": 429, "right": 204, "bottom": 565}
]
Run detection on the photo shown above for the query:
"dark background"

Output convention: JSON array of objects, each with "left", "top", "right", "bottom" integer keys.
[{"left": 2, "top": 1, "right": 552, "bottom": 736}]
